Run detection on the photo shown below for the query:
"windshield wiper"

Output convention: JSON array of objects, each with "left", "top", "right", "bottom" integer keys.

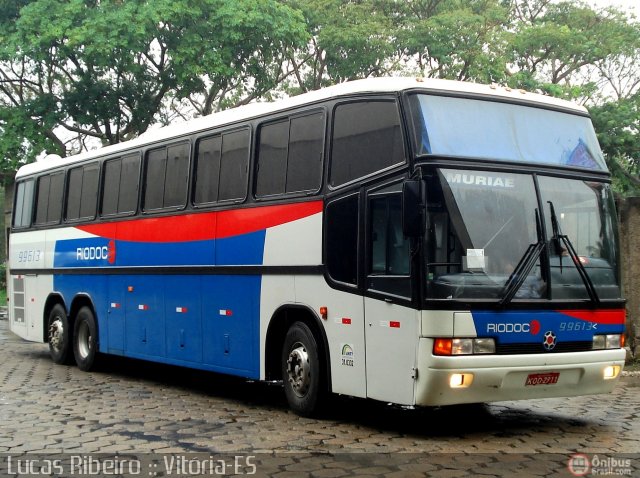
[
  {"left": 499, "top": 209, "right": 545, "bottom": 306},
  {"left": 547, "top": 201, "right": 600, "bottom": 303}
]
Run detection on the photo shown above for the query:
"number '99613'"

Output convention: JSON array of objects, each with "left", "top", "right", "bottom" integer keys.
[
  {"left": 559, "top": 321, "right": 596, "bottom": 332},
  {"left": 17, "top": 250, "right": 42, "bottom": 263}
]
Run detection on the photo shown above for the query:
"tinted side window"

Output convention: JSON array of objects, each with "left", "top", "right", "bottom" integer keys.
[
  {"left": 67, "top": 164, "right": 99, "bottom": 221},
  {"left": 193, "top": 136, "right": 222, "bottom": 205},
  {"left": 144, "top": 148, "right": 167, "bottom": 211},
  {"left": 330, "top": 101, "right": 404, "bottom": 187},
  {"left": 79, "top": 164, "right": 99, "bottom": 219},
  {"left": 370, "top": 195, "right": 409, "bottom": 275},
  {"left": 219, "top": 129, "right": 249, "bottom": 202},
  {"left": 119, "top": 154, "right": 140, "bottom": 214},
  {"left": 66, "top": 167, "right": 84, "bottom": 220},
  {"left": 35, "top": 175, "right": 51, "bottom": 224},
  {"left": 102, "top": 154, "right": 140, "bottom": 216},
  {"left": 34, "top": 172, "right": 64, "bottom": 225},
  {"left": 102, "top": 158, "right": 122, "bottom": 216},
  {"left": 367, "top": 193, "right": 411, "bottom": 298},
  {"left": 255, "top": 112, "right": 324, "bottom": 198},
  {"left": 164, "top": 143, "right": 189, "bottom": 208},
  {"left": 256, "top": 120, "right": 288, "bottom": 197},
  {"left": 287, "top": 113, "right": 324, "bottom": 193},
  {"left": 13, "top": 180, "right": 34, "bottom": 228},
  {"left": 47, "top": 172, "right": 64, "bottom": 223},
  {"left": 325, "top": 194, "right": 359, "bottom": 285}
]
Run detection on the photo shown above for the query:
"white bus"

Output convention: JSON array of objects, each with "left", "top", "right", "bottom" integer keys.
[{"left": 9, "top": 78, "right": 625, "bottom": 415}]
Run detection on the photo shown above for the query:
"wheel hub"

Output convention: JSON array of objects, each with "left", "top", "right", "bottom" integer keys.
[
  {"left": 286, "top": 343, "right": 311, "bottom": 397},
  {"left": 48, "top": 319, "right": 64, "bottom": 351},
  {"left": 77, "top": 321, "right": 92, "bottom": 359}
]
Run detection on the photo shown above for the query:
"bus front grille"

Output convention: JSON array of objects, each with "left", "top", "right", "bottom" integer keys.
[{"left": 496, "top": 341, "right": 593, "bottom": 354}]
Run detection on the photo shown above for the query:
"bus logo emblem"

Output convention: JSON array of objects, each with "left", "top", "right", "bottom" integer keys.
[{"left": 543, "top": 331, "right": 557, "bottom": 351}]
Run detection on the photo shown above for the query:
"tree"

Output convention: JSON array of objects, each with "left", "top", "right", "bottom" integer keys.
[
  {"left": 590, "top": 93, "right": 640, "bottom": 195},
  {"left": 0, "top": 0, "right": 307, "bottom": 172},
  {"left": 283, "top": 0, "right": 397, "bottom": 93},
  {"left": 507, "top": 0, "right": 639, "bottom": 101},
  {"left": 396, "top": 0, "right": 510, "bottom": 83}
]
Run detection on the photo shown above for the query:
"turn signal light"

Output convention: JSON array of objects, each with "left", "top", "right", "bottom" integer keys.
[{"left": 434, "top": 338, "right": 453, "bottom": 356}]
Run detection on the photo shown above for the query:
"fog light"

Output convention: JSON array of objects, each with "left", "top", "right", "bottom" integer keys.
[
  {"left": 449, "top": 373, "right": 474, "bottom": 388},
  {"left": 603, "top": 365, "right": 621, "bottom": 380}
]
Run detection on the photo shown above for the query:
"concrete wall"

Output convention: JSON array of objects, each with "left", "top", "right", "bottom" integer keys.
[{"left": 619, "top": 197, "right": 640, "bottom": 356}]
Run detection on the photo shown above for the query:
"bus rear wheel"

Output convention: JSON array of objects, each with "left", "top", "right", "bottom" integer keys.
[
  {"left": 47, "top": 304, "right": 72, "bottom": 364},
  {"left": 73, "top": 306, "right": 100, "bottom": 371},
  {"left": 281, "top": 322, "right": 325, "bottom": 416}
]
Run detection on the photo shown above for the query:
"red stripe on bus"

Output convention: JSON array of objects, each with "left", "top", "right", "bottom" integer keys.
[
  {"left": 75, "top": 201, "right": 323, "bottom": 243},
  {"left": 557, "top": 309, "right": 625, "bottom": 325}
]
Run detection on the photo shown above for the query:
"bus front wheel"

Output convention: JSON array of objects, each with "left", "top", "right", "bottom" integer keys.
[
  {"left": 73, "top": 307, "right": 100, "bottom": 371},
  {"left": 47, "top": 304, "right": 72, "bottom": 364},
  {"left": 281, "top": 322, "right": 325, "bottom": 416}
]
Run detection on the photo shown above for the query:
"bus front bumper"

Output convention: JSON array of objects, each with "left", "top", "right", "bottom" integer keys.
[{"left": 414, "top": 338, "right": 626, "bottom": 406}]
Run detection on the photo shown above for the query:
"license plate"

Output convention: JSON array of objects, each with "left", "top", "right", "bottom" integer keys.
[{"left": 525, "top": 372, "right": 560, "bottom": 386}]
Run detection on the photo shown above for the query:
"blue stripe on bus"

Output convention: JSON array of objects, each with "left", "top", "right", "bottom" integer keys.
[
  {"left": 471, "top": 310, "right": 624, "bottom": 344},
  {"left": 53, "top": 230, "right": 266, "bottom": 267}
]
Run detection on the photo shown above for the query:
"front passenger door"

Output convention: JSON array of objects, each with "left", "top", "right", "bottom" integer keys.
[{"left": 364, "top": 180, "right": 420, "bottom": 405}]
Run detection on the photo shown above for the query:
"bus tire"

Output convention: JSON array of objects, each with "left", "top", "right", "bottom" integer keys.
[
  {"left": 47, "top": 304, "right": 73, "bottom": 365},
  {"left": 282, "top": 322, "right": 325, "bottom": 416},
  {"left": 73, "top": 306, "right": 100, "bottom": 371}
]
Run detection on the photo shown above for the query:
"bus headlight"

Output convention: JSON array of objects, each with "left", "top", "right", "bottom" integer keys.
[
  {"left": 434, "top": 338, "right": 495, "bottom": 356},
  {"left": 593, "top": 334, "right": 624, "bottom": 350}
]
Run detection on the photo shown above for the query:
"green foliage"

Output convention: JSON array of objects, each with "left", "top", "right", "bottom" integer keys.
[
  {"left": 397, "top": 0, "right": 510, "bottom": 83},
  {"left": 590, "top": 94, "right": 640, "bottom": 195},
  {"left": 0, "top": 0, "right": 307, "bottom": 168},
  {"left": 507, "top": 1, "right": 639, "bottom": 100},
  {"left": 0, "top": 0, "right": 639, "bottom": 196}
]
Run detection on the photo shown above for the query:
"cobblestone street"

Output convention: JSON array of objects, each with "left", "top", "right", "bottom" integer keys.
[{"left": 0, "top": 320, "right": 638, "bottom": 476}]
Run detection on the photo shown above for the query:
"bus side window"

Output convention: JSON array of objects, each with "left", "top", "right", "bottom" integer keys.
[
  {"left": 256, "top": 120, "right": 288, "bottom": 197},
  {"left": 330, "top": 101, "right": 404, "bottom": 188},
  {"left": 219, "top": 129, "right": 249, "bottom": 202},
  {"left": 325, "top": 193, "right": 359, "bottom": 286},
  {"left": 143, "top": 143, "right": 189, "bottom": 211},
  {"left": 193, "top": 136, "right": 222, "bottom": 205},
  {"left": 13, "top": 180, "right": 34, "bottom": 228},
  {"left": 102, "top": 154, "right": 140, "bottom": 216},
  {"left": 255, "top": 111, "right": 324, "bottom": 198},
  {"left": 66, "top": 163, "right": 99, "bottom": 221},
  {"left": 34, "top": 171, "right": 64, "bottom": 225},
  {"left": 287, "top": 112, "right": 323, "bottom": 193},
  {"left": 367, "top": 194, "right": 411, "bottom": 299}
]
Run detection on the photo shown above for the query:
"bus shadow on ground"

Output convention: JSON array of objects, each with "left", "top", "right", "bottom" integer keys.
[
  {"left": 19, "top": 345, "right": 595, "bottom": 439},
  {"left": 96, "top": 353, "right": 595, "bottom": 438}
]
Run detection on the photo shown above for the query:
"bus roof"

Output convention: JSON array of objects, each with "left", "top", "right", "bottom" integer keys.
[{"left": 15, "top": 77, "right": 589, "bottom": 179}]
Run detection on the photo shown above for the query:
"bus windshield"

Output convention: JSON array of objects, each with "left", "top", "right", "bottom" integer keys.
[
  {"left": 425, "top": 169, "right": 621, "bottom": 302},
  {"left": 409, "top": 94, "right": 607, "bottom": 171}
]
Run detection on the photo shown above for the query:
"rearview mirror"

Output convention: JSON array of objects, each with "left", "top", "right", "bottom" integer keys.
[{"left": 402, "top": 180, "right": 423, "bottom": 238}]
